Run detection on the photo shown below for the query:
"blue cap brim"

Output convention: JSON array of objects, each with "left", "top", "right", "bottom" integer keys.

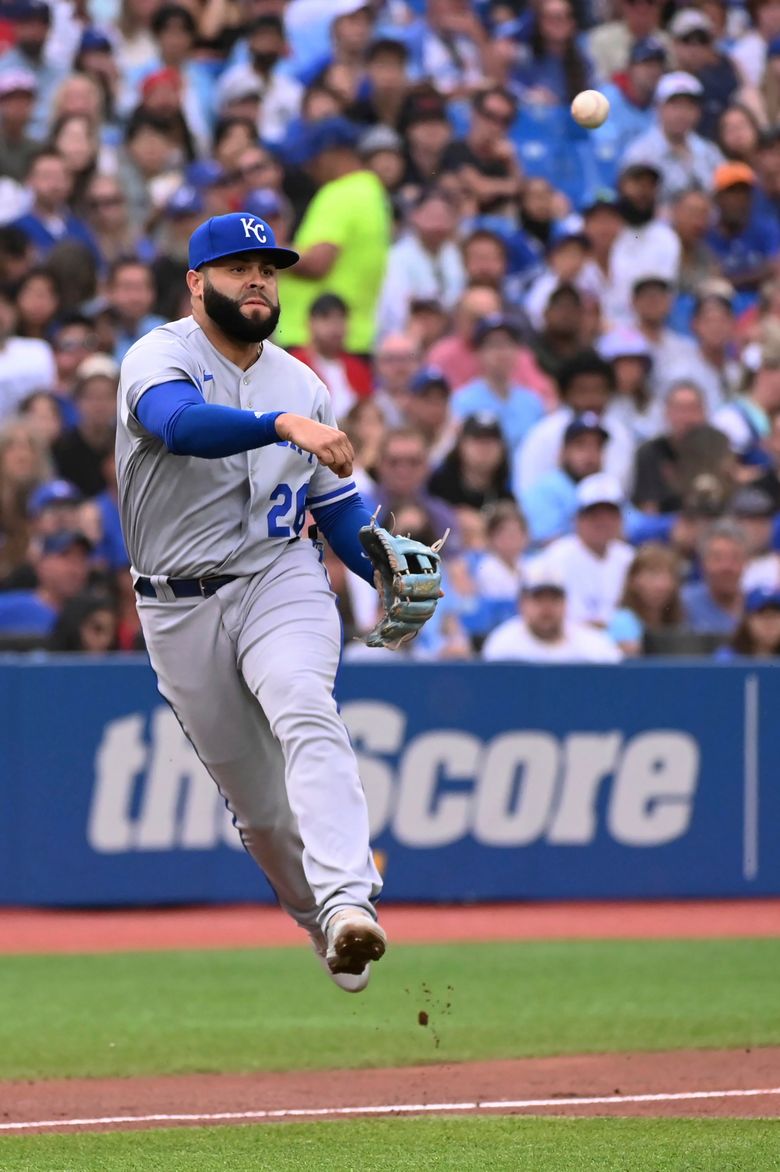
[{"left": 192, "top": 242, "right": 300, "bottom": 270}]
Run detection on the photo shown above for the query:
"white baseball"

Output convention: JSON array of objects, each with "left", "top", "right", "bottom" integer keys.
[{"left": 570, "top": 90, "right": 610, "bottom": 129}]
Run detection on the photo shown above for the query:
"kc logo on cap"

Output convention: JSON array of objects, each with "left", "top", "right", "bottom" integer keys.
[{"left": 188, "top": 212, "right": 299, "bottom": 272}]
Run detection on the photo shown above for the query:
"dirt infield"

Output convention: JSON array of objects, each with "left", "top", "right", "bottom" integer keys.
[
  {"left": 1, "top": 899, "right": 779, "bottom": 954},
  {"left": 2, "top": 901, "right": 778, "bottom": 1135},
  {"left": 1, "top": 1049, "right": 779, "bottom": 1134}
]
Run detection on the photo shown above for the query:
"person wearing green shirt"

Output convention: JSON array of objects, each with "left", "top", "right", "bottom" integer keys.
[{"left": 277, "top": 117, "right": 391, "bottom": 355}]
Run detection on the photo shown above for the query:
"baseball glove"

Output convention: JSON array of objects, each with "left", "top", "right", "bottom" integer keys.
[{"left": 358, "top": 514, "right": 446, "bottom": 649}]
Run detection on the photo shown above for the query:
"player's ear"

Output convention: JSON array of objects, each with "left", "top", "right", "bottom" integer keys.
[{"left": 186, "top": 268, "right": 203, "bottom": 299}]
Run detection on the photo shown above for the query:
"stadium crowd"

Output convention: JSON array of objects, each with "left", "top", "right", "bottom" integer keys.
[{"left": 2, "top": 0, "right": 780, "bottom": 660}]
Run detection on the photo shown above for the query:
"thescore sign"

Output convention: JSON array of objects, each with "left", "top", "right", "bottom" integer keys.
[
  {"left": 0, "top": 660, "right": 776, "bottom": 903},
  {"left": 87, "top": 704, "right": 700, "bottom": 854}
]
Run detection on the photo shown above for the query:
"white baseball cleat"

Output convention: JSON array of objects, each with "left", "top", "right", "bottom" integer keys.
[{"left": 325, "top": 907, "right": 387, "bottom": 977}]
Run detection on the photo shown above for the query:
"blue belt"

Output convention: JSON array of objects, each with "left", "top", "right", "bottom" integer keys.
[{"left": 134, "top": 575, "right": 238, "bottom": 599}]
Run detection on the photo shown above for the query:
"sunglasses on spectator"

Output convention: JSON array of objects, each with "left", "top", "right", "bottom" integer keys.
[
  {"left": 480, "top": 106, "right": 514, "bottom": 127},
  {"left": 679, "top": 30, "right": 711, "bottom": 43},
  {"left": 240, "top": 160, "right": 273, "bottom": 177},
  {"left": 56, "top": 336, "right": 98, "bottom": 352},
  {"left": 384, "top": 453, "right": 426, "bottom": 466},
  {"left": 89, "top": 195, "right": 125, "bottom": 208},
  {"left": 624, "top": 0, "right": 660, "bottom": 6}
]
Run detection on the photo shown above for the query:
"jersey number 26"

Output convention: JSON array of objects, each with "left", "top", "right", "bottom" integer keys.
[{"left": 267, "top": 483, "right": 308, "bottom": 538}]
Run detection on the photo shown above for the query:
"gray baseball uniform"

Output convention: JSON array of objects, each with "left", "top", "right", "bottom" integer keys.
[{"left": 116, "top": 316, "right": 382, "bottom": 937}]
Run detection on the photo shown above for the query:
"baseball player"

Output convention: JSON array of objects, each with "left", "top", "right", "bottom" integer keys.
[{"left": 116, "top": 212, "right": 443, "bottom": 992}]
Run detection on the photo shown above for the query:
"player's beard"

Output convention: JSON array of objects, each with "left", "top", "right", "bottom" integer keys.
[{"left": 203, "top": 278, "right": 281, "bottom": 344}]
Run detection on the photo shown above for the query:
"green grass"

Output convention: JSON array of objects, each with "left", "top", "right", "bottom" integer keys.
[
  {"left": 2, "top": 1118, "right": 780, "bottom": 1172},
  {"left": 0, "top": 938, "right": 778, "bottom": 1080}
]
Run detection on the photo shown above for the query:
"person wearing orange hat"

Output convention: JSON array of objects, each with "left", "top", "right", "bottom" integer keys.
[{"left": 706, "top": 160, "right": 780, "bottom": 309}]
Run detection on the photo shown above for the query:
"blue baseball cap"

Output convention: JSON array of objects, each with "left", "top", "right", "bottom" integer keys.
[
  {"left": 41, "top": 530, "right": 91, "bottom": 556},
  {"left": 185, "top": 160, "right": 229, "bottom": 190},
  {"left": 410, "top": 365, "right": 450, "bottom": 395},
  {"left": 630, "top": 36, "right": 666, "bottom": 65},
  {"left": 28, "top": 479, "right": 83, "bottom": 517},
  {"left": 745, "top": 586, "right": 780, "bottom": 613},
  {"left": 243, "top": 187, "right": 282, "bottom": 220},
  {"left": 78, "top": 27, "right": 112, "bottom": 53},
  {"left": 188, "top": 212, "right": 299, "bottom": 271},
  {"left": 292, "top": 116, "right": 361, "bottom": 165},
  {"left": 165, "top": 184, "right": 205, "bottom": 218}
]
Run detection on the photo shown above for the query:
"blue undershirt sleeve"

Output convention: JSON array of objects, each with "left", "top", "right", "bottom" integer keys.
[
  {"left": 136, "top": 379, "right": 283, "bottom": 458},
  {"left": 312, "top": 493, "right": 376, "bottom": 586}
]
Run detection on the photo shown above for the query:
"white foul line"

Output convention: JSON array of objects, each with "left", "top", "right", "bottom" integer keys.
[{"left": 1, "top": 1087, "right": 779, "bottom": 1132}]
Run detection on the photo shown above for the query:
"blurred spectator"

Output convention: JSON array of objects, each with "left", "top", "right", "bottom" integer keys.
[
  {"left": 473, "top": 499, "right": 528, "bottom": 608},
  {"left": 0, "top": 284, "right": 55, "bottom": 422},
  {"left": 417, "top": 0, "right": 487, "bottom": 97},
  {"left": 373, "top": 425, "right": 458, "bottom": 546},
  {"left": 525, "top": 224, "right": 600, "bottom": 333},
  {"left": 515, "top": 350, "right": 634, "bottom": 496},
  {"left": 50, "top": 112, "right": 115, "bottom": 217},
  {"left": 0, "top": 0, "right": 66, "bottom": 140},
  {"left": 0, "top": 529, "right": 90, "bottom": 635},
  {"left": 47, "top": 590, "right": 119, "bottom": 652},
  {"left": 341, "top": 396, "right": 385, "bottom": 495},
  {"left": 714, "top": 327, "right": 780, "bottom": 467},
  {"left": 84, "top": 175, "right": 141, "bottom": 267},
  {"left": 672, "top": 189, "right": 723, "bottom": 296},
  {"left": 706, "top": 163, "right": 780, "bottom": 301},
  {"left": 607, "top": 543, "right": 684, "bottom": 654},
  {"left": 428, "top": 412, "right": 514, "bottom": 510},
  {"left": 347, "top": 36, "right": 409, "bottom": 130},
  {"left": 622, "top": 72, "right": 723, "bottom": 202},
  {"left": 440, "top": 86, "right": 521, "bottom": 216},
  {"left": 588, "top": 0, "right": 667, "bottom": 83},
  {"left": 80, "top": 449, "right": 129, "bottom": 574},
  {"left": 532, "top": 473, "right": 634, "bottom": 627},
  {"left": 106, "top": 259, "right": 165, "bottom": 363},
  {"left": 0, "top": 418, "right": 52, "bottom": 584},
  {"left": 402, "top": 366, "right": 456, "bottom": 468},
  {"left": 681, "top": 519, "right": 747, "bottom": 635},
  {"left": 357, "top": 124, "right": 406, "bottom": 213},
  {"left": 118, "top": 111, "right": 184, "bottom": 231},
  {"left": 668, "top": 9, "right": 738, "bottom": 141},
  {"left": 461, "top": 229, "right": 510, "bottom": 296},
  {"left": 482, "top": 560, "right": 622, "bottom": 662},
  {"left": 372, "top": 331, "right": 419, "bottom": 426},
  {"left": 0, "top": 226, "right": 34, "bottom": 285},
  {"left": 397, "top": 84, "right": 453, "bottom": 198},
  {"left": 718, "top": 585, "right": 780, "bottom": 658},
  {"left": 593, "top": 37, "right": 667, "bottom": 163},
  {"left": 220, "top": 14, "right": 303, "bottom": 145},
  {"left": 27, "top": 478, "right": 82, "bottom": 538},
  {"left": 0, "top": 69, "right": 38, "bottom": 183},
  {"left": 606, "top": 159, "right": 681, "bottom": 325},
  {"left": 513, "top": 0, "right": 593, "bottom": 108},
  {"left": 278, "top": 116, "right": 391, "bottom": 354},
  {"left": 450, "top": 315, "right": 544, "bottom": 451},
  {"left": 52, "top": 354, "right": 118, "bottom": 497},
  {"left": 377, "top": 188, "right": 465, "bottom": 338},
  {"left": 684, "top": 287, "right": 743, "bottom": 408},
  {"left": 632, "top": 381, "right": 708, "bottom": 513},
  {"left": 14, "top": 266, "right": 59, "bottom": 340},
  {"left": 18, "top": 390, "right": 63, "bottom": 448},
  {"left": 733, "top": 485, "right": 779, "bottom": 589},
  {"left": 428, "top": 284, "right": 553, "bottom": 402},
  {"left": 48, "top": 313, "right": 98, "bottom": 423},
  {"left": 597, "top": 328, "right": 660, "bottom": 442},
  {"left": 406, "top": 296, "right": 449, "bottom": 354},
  {"left": 531, "top": 283, "right": 585, "bottom": 383},
  {"left": 12, "top": 149, "right": 99, "bottom": 262},
  {"left": 73, "top": 31, "right": 121, "bottom": 133},
  {"left": 729, "top": 0, "right": 780, "bottom": 88},
  {"left": 289, "top": 292, "right": 372, "bottom": 419},
  {"left": 521, "top": 411, "right": 608, "bottom": 545},
  {"left": 717, "top": 103, "right": 761, "bottom": 166},
  {"left": 630, "top": 275, "right": 701, "bottom": 398}
]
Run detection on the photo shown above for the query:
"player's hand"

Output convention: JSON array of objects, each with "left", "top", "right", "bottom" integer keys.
[{"left": 275, "top": 413, "right": 354, "bottom": 478}]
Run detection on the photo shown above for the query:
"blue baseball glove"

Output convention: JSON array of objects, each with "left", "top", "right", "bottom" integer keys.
[{"left": 358, "top": 517, "right": 445, "bottom": 649}]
